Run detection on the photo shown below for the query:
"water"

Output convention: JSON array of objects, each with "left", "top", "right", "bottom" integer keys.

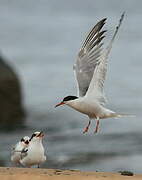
[{"left": 0, "top": 0, "right": 142, "bottom": 173}]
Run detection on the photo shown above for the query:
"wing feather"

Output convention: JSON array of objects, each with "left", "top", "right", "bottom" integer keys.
[
  {"left": 82, "top": 18, "right": 106, "bottom": 48},
  {"left": 74, "top": 18, "right": 107, "bottom": 97},
  {"left": 85, "top": 12, "right": 125, "bottom": 105},
  {"left": 20, "top": 148, "right": 28, "bottom": 160}
]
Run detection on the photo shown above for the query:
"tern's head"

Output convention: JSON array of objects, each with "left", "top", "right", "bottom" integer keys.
[
  {"left": 55, "top": 96, "right": 78, "bottom": 107},
  {"left": 30, "top": 131, "right": 44, "bottom": 141},
  {"left": 20, "top": 136, "right": 30, "bottom": 147}
]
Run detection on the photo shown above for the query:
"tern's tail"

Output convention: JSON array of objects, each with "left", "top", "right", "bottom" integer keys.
[
  {"left": 102, "top": 108, "right": 135, "bottom": 119},
  {"left": 111, "top": 113, "right": 135, "bottom": 119}
]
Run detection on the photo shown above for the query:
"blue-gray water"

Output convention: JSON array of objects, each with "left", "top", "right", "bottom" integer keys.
[{"left": 0, "top": 0, "right": 142, "bottom": 173}]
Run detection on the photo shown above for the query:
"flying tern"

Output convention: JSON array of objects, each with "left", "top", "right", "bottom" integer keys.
[{"left": 55, "top": 13, "right": 127, "bottom": 133}]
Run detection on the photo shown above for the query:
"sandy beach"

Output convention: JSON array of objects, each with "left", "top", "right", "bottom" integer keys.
[{"left": 0, "top": 167, "right": 141, "bottom": 180}]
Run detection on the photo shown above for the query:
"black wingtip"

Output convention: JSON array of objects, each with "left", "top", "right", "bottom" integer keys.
[
  {"left": 122, "top": 11, "right": 126, "bottom": 17},
  {"left": 101, "top": 18, "right": 107, "bottom": 24},
  {"left": 99, "top": 18, "right": 107, "bottom": 25},
  {"left": 119, "top": 12, "right": 125, "bottom": 24}
]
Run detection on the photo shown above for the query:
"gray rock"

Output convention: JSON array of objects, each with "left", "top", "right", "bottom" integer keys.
[{"left": 0, "top": 54, "right": 25, "bottom": 130}]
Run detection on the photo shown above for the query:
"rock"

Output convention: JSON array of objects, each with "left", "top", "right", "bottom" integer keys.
[
  {"left": 119, "top": 171, "right": 134, "bottom": 176},
  {"left": 0, "top": 54, "right": 25, "bottom": 130}
]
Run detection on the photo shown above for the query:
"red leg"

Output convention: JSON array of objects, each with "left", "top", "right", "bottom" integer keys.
[
  {"left": 83, "top": 120, "right": 91, "bottom": 134},
  {"left": 94, "top": 119, "right": 100, "bottom": 133}
]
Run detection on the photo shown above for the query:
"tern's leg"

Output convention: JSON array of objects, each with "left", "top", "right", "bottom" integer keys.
[
  {"left": 83, "top": 119, "right": 91, "bottom": 134},
  {"left": 94, "top": 117, "right": 100, "bottom": 133}
]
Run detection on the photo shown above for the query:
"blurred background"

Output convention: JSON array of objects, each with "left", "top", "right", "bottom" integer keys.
[{"left": 0, "top": 0, "right": 141, "bottom": 173}]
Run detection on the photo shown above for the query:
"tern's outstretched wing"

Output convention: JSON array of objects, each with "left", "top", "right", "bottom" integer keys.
[
  {"left": 74, "top": 18, "right": 107, "bottom": 97},
  {"left": 85, "top": 13, "right": 125, "bottom": 105}
]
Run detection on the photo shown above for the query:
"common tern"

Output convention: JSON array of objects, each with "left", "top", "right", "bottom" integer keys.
[
  {"left": 20, "top": 131, "right": 46, "bottom": 168},
  {"left": 55, "top": 13, "right": 127, "bottom": 133},
  {"left": 11, "top": 136, "right": 30, "bottom": 166}
]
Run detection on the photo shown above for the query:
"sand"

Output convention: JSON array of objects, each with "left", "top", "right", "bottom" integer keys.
[{"left": 0, "top": 167, "right": 142, "bottom": 180}]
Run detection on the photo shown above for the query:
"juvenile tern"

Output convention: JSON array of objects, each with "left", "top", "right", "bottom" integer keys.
[
  {"left": 11, "top": 136, "right": 30, "bottom": 165},
  {"left": 20, "top": 131, "right": 46, "bottom": 168},
  {"left": 55, "top": 13, "right": 127, "bottom": 133}
]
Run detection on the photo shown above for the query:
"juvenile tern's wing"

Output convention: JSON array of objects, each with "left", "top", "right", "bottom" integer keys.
[
  {"left": 86, "top": 13, "right": 125, "bottom": 105},
  {"left": 20, "top": 148, "right": 28, "bottom": 160},
  {"left": 74, "top": 18, "right": 107, "bottom": 97}
]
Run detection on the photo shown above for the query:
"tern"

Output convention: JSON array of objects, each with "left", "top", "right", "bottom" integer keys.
[
  {"left": 55, "top": 13, "right": 127, "bottom": 133},
  {"left": 11, "top": 136, "right": 30, "bottom": 166},
  {"left": 20, "top": 131, "right": 46, "bottom": 168}
]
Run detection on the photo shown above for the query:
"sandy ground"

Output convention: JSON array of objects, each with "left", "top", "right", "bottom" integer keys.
[{"left": 0, "top": 167, "right": 142, "bottom": 180}]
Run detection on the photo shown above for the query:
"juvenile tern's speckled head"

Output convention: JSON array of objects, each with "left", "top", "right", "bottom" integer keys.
[{"left": 21, "top": 136, "right": 30, "bottom": 146}]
